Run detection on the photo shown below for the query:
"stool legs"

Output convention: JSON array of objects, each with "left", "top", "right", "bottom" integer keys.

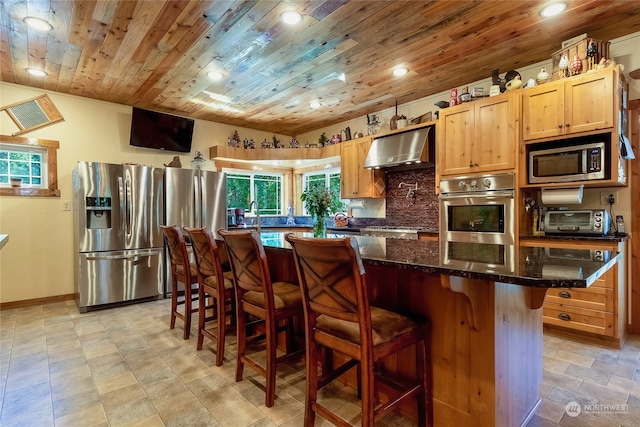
[
  {"left": 170, "top": 278, "right": 178, "bottom": 330},
  {"left": 265, "top": 317, "right": 277, "bottom": 407},
  {"left": 235, "top": 308, "right": 247, "bottom": 382},
  {"left": 196, "top": 286, "right": 207, "bottom": 351},
  {"left": 183, "top": 285, "right": 192, "bottom": 340},
  {"left": 215, "top": 294, "right": 227, "bottom": 367}
]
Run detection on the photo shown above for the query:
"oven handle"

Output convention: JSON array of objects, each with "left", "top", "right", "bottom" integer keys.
[{"left": 439, "top": 190, "right": 515, "bottom": 200}]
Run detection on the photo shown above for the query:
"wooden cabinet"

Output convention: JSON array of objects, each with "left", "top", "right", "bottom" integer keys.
[
  {"left": 522, "top": 67, "right": 615, "bottom": 141},
  {"left": 438, "top": 93, "right": 518, "bottom": 176},
  {"left": 340, "top": 136, "right": 385, "bottom": 199},
  {"left": 520, "top": 238, "right": 626, "bottom": 347}
]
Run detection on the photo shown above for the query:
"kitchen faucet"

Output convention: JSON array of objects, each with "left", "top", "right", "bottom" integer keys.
[
  {"left": 249, "top": 200, "right": 261, "bottom": 231},
  {"left": 398, "top": 182, "right": 418, "bottom": 198}
]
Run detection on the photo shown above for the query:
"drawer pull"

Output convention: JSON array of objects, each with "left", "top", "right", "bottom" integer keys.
[
  {"left": 558, "top": 313, "right": 571, "bottom": 321},
  {"left": 558, "top": 291, "right": 571, "bottom": 298}
]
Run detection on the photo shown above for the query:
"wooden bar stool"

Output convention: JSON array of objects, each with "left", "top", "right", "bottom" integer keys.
[
  {"left": 160, "top": 225, "right": 199, "bottom": 340},
  {"left": 184, "top": 226, "right": 236, "bottom": 366},
  {"left": 285, "top": 234, "right": 432, "bottom": 427},
  {"left": 218, "top": 228, "right": 304, "bottom": 407}
]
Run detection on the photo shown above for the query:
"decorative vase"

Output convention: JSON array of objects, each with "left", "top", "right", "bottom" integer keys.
[
  {"left": 313, "top": 215, "right": 327, "bottom": 238},
  {"left": 536, "top": 67, "right": 549, "bottom": 85}
]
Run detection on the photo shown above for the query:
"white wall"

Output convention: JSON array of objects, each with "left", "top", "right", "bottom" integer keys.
[{"left": 0, "top": 83, "right": 288, "bottom": 303}]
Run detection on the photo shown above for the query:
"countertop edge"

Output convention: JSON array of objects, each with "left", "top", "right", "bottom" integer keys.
[{"left": 520, "top": 233, "right": 629, "bottom": 242}]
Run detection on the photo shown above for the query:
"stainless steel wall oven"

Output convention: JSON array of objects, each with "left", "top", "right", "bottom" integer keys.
[{"left": 439, "top": 173, "right": 515, "bottom": 245}]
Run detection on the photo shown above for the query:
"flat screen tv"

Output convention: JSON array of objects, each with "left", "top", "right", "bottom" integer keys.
[{"left": 129, "top": 107, "right": 194, "bottom": 153}]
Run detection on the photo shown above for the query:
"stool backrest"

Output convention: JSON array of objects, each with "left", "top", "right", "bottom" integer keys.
[
  {"left": 218, "top": 229, "right": 274, "bottom": 304},
  {"left": 184, "top": 226, "right": 224, "bottom": 285},
  {"left": 285, "top": 234, "right": 371, "bottom": 340},
  {"left": 160, "top": 225, "right": 190, "bottom": 276}
]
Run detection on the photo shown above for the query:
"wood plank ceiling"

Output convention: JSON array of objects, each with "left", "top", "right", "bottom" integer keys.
[{"left": 1, "top": 0, "right": 639, "bottom": 136}]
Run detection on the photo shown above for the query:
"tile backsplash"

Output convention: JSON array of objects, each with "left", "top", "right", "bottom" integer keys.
[{"left": 384, "top": 166, "right": 439, "bottom": 228}]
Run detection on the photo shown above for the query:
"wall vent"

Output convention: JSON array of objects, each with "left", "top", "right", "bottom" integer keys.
[{"left": 0, "top": 94, "right": 64, "bottom": 136}]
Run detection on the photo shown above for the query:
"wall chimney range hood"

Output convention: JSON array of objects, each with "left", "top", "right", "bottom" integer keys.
[{"left": 363, "top": 125, "right": 434, "bottom": 170}]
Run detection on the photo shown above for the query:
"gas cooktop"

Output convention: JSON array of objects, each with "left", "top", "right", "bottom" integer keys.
[
  {"left": 359, "top": 226, "right": 439, "bottom": 239},
  {"left": 361, "top": 226, "right": 438, "bottom": 231}
]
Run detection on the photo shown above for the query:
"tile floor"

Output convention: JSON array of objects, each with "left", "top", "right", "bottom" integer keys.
[{"left": 0, "top": 299, "right": 638, "bottom": 426}]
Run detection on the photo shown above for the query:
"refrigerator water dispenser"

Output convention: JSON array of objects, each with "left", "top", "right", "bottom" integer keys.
[{"left": 86, "top": 196, "right": 112, "bottom": 229}]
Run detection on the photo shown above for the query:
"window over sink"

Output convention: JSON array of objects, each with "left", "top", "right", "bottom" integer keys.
[{"left": 224, "top": 169, "right": 284, "bottom": 215}]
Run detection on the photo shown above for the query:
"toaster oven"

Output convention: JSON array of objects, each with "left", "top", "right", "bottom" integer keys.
[{"left": 542, "top": 209, "right": 610, "bottom": 236}]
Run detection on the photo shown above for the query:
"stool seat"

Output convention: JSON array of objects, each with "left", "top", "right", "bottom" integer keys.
[
  {"left": 243, "top": 281, "right": 302, "bottom": 310},
  {"left": 175, "top": 263, "right": 198, "bottom": 278},
  {"left": 317, "top": 306, "right": 420, "bottom": 347},
  {"left": 203, "top": 274, "right": 233, "bottom": 290}
]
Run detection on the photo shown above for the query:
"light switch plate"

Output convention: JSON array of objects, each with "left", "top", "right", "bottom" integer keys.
[{"left": 63, "top": 201, "right": 71, "bottom": 211}]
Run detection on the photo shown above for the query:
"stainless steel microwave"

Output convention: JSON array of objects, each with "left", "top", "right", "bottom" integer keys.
[{"left": 529, "top": 141, "right": 606, "bottom": 184}]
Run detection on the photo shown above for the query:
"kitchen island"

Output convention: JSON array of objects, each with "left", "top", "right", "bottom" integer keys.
[{"left": 258, "top": 233, "right": 621, "bottom": 427}]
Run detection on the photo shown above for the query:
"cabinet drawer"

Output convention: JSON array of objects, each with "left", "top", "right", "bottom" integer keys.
[
  {"left": 543, "top": 304, "right": 614, "bottom": 336},
  {"left": 545, "top": 287, "right": 613, "bottom": 312}
]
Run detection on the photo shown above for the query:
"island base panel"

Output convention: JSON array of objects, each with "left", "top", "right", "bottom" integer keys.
[{"left": 364, "top": 265, "right": 544, "bottom": 427}]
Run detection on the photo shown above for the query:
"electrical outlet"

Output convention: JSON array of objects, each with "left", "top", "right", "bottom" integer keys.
[
  {"left": 63, "top": 201, "right": 71, "bottom": 211},
  {"left": 600, "top": 191, "right": 617, "bottom": 205}
]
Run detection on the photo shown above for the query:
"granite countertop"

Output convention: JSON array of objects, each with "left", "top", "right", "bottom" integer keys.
[
  {"left": 520, "top": 233, "right": 629, "bottom": 242},
  {"left": 229, "top": 224, "right": 312, "bottom": 230},
  {"left": 260, "top": 232, "right": 620, "bottom": 289}
]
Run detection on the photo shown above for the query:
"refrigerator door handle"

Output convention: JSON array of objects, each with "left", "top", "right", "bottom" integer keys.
[
  {"left": 118, "top": 175, "right": 126, "bottom": 233},
  {"left": 125, "top": 175, "right": 132, "bottom": 235},
  {"left": 84, "top": 248, "right": 162, "bottom": 261},
  {"left": 193, "top": 172, "right": 201, "bottom": 227}
]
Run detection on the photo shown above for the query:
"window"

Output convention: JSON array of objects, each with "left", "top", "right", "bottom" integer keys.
[
  {"left": 0, "top": 145, "right": 46, "bottom": 187},
  {"left": 225, "top": 170, "right": 283, "bottom": 215},
  {"left": 0, "top": 135, "right": 60, "bottom": 197},
  {"left": 302, "top": 168, "right": 346, "bottom": 215}
]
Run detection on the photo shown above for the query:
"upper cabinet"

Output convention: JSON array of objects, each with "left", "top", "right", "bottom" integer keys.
[
  {"left": 522, "top": 68, "right": 615, "bottom": 141},
  {"left": 438, "top": 93, "right": 518, "bottom": 176},
  {"left": 340, "top": 136, "right": 385, "bottom": 199}
]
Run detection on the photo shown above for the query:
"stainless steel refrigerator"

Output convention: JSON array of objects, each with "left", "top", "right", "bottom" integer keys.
[
  {"left": 162, "top": 167, "right": 227, "bottom": 294},
  {"left": 73, "top": 162, "right": 164, "bottom": 312}
]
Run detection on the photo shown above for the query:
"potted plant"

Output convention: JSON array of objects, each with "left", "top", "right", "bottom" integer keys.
[{"left": 300, "top": 185, "right": 342, "bottom": 237}]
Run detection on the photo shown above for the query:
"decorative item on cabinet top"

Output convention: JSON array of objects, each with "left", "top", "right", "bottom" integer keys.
[{"left": 552, "top": 35, "right": 610, "bottom": 78}]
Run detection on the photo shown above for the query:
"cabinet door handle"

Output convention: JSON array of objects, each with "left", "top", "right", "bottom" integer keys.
[
  {"left": 474, "top": 163, "right": 479, "bottom": 167},
  {"left": 558, "top": 290, "right": 571, "bottom": 298},
  {"left": 565, "top": 123, "right": 570, "bottom": 127},
  {"left": 469, "top": 162, "right": 473, "bottom": 167},
  {"left": 558, "top": 124, "right": 563, "bottom": 129},
  {"left": 558, "top": 313, "right": 571, "bottom": 321}
]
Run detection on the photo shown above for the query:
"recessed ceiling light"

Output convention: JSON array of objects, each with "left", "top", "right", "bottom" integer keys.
[
  {"left": 540, "top": 2, "right": 566, "bottom": 17},
  {"left": 23, "top": 16, "right": 53, "bottom": 32},
  {"left": 280, "top": 11, "right": 302, "bottom": 25},
  {"left": 393, "top": 67, "right": 409, "bottom": 77},
  {"left": 26, "top": 68, "right": 47, "bottom": 77},
  {"left": 207, "top": 71, "right": 224, "bottom": 80},
  {"left": 309, "top": 101, "right": 321, "bottom": 109}
]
